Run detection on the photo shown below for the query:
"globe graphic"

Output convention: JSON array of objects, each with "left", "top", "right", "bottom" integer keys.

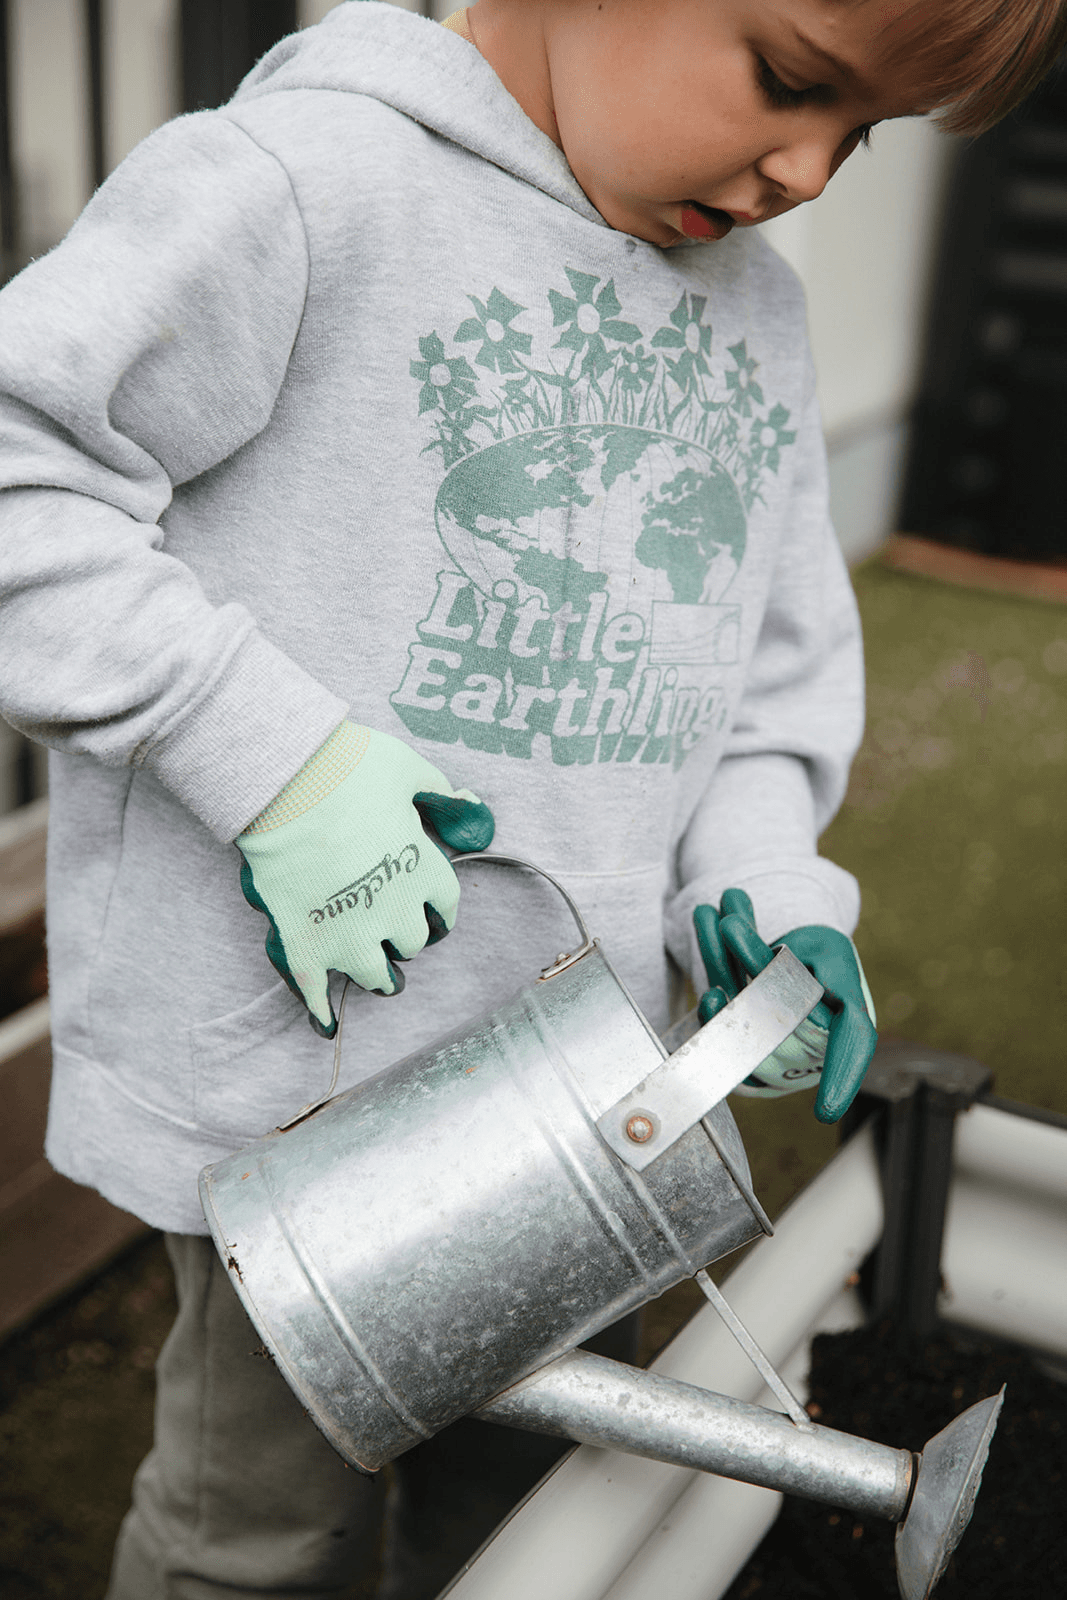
[{"left": 434, "top": 425, "right": 746, "bottom": 614}]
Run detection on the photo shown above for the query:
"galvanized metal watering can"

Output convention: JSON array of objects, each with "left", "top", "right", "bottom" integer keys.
[
  {"left": 200, "top": 855, "right": 797, "bottom": 1462},
  {"left": 200, "top": 855, "right": 1003, "bottom": 1600}
]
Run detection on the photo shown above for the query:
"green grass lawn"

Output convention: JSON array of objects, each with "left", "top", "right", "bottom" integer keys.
[
  {"left": 720, "top": 556, "right": 1067, "bottom": 1244},
  {"left": 825, "top": 556, "right": 1067, "bottom": 1115}
]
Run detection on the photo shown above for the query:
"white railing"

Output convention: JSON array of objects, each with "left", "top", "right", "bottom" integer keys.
[{"left": 939, "top": 1100, "right": 1067, "bottom": 1356}]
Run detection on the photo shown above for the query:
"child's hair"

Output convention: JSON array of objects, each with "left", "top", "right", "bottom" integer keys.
[{"left": 870, "top": 0, "right": 1067, "bottom": 135}]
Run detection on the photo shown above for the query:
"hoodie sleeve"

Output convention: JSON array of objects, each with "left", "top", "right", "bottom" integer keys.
[
  {"left": 0, "top": 111, "right": 348, "bottom": 842},
  {"left": 664, "top": 373, "right": 865, "bottom": 989}
]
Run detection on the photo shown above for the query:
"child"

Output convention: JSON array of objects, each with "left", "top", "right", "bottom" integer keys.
[{"left": 0, "top": 1, "right": 1062, "bottom": 1595}]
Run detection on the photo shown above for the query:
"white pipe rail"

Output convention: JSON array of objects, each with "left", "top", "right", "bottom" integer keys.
[{"left": 939, "top": 1101, "right": 1067, "bottom": 1359}]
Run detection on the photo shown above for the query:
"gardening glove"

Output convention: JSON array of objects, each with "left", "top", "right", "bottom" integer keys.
[
  {"left": 237, "top": 720, "right": 494, "bottom": 1035},
  {"left": 693, "top": 888, "right": 877, "bottom": 1124}
]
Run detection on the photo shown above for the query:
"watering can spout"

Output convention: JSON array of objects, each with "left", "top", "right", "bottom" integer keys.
[{"left": 474, "top": 1350, "right": 1004, "bottom": 1600}]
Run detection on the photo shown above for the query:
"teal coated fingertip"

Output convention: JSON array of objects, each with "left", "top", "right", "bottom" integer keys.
[
  {"left": 720, "top": 887, "right": 755, "bottom": 922},
  {"left": 698, "top": 985, "right": 730, "bottom": 1024},
  {"left": 308, "top": 1008, "right": 338, "bottom": 1040},
  {"left": 693, "top": 903, "right": 739, "bottom": 998},
  {"left": 414, "top": 792, "right": 496, "bottom": 852},
  {"left": 813, "top": 1011, "right": 877, "bottom": 1122},
  {"left": 720, "top": 913, "right": 776, "bottom": 978}
]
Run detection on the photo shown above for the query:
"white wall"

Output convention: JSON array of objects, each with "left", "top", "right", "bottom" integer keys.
[
  {"left": 104, "top": 0, "right": 180, "bottom": 171},
  {"left": 300, "top": 0, "right": 456, "bottom": 21},
  {"left": 299, "top": 0, "right": 345, "bottom": 23},
  {"left": 764, "top": 119, "right": 958, "bottom": 562},
  {"left": 6, "top": 0, "right": 92, "bottom": 253}
]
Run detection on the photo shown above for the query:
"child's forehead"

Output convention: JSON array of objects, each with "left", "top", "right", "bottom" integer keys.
[
  {"left": 731, "top": 0, "right": 950, "bottom": 115},
  {"left": 812, "top": 0, "right": 1067, "bottom": 135},
  {"left": 736, "top": 0, "right": 1061, "bottom": 127}
]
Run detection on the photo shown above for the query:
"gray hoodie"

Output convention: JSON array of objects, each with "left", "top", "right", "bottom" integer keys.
[{"left": 0, "top": 1, "right": 863, "bottom": 1231}]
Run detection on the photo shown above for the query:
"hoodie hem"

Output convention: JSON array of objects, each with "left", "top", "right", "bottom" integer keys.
[{"left": 45, "top": 1043, "right": 248, "bottom": 1235}]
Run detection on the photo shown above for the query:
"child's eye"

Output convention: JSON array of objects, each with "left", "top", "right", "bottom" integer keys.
[
  {"left": 755, "top": 55, "right": 812, "bottom": 110},
  {"left": 756, "top": 55, "right": 875, "bottom": 151}
]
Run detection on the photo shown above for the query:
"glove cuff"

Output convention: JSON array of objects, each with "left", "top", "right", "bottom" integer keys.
[{"left": 241, "top": 721, "right": 368, "bottom": 836}]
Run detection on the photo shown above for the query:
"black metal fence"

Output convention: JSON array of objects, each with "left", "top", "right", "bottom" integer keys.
[
  {"left": 0, "top": 0, "right": 316, "bottom": 284},
  {"left": 0, "top": 0, "right": 16, "bottom": 285}
]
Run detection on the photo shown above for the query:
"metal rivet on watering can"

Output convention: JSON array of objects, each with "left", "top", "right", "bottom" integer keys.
[{"left": 626, "top": 1113, "right": 656, "bottom": 1144}]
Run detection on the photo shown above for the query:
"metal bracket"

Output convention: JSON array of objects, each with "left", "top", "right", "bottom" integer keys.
[
  {"left": 598, "top": 948, "right": 824, "bottom": 1171},
  {"left": 452, "top": 852, "right": 598, "bottom": 979},
  {"left": 694, "top": 1269, "right": 814, "bottom": 1431},
  {"left": 842, "top": 1040, "right": 993, "bottom": 1337}
]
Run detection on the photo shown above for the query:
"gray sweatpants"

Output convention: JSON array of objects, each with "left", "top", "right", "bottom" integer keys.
[{"left": 105, "top": 1235, "right": 386, "bottom": 1599}]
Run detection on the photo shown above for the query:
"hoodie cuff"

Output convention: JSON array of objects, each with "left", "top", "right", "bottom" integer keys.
[
  {"left": 144, "top": 627, "right": 348, "bottom": 842},
  {"left": 665, "top": 856, "right": 861, "bottom": 997}
]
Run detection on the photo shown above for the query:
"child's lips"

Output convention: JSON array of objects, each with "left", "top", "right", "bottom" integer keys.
[{"left": 678, "top": 202, "right": 734, "bottom": 242}]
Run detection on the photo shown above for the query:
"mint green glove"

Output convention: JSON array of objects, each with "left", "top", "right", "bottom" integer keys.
[
  {"left": 237, "top": 721, "right": 494, "bottom": 1034},
  {"left": 694, "top": 888, "right": 877, "bottom": 1123}
]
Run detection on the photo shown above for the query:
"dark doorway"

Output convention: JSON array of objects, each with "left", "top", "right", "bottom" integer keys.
[
  {"left": 180, "top": 0, "right": 299, "bottom": 113},
  {"left": 900, "top": 57, "right": 1067, "bottom": 564}
]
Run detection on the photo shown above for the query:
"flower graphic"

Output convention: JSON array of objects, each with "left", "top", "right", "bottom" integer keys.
[
  {"left": 411, "top": 332, "right": 480, "bottom": 415},
  {"left": 651, "top": 293, "right": 714, "bottom": 391},
  {"left": 454, "top": 288, "right": 533, "bottom": 374},
  {"left": 410, "top": 271, "right": 797, "bottom": 497},
  {"left": 751, "top": 403, "right": 796, "bottom": 473},
  {"left": 548, "top": 268, "right": 642, "bottom": 381},
  {"left": 617, "top": 343, "right": 657, "bottom": 395},
  {"left": 725, "top": 339, "right": 765, "bottom": 415}
]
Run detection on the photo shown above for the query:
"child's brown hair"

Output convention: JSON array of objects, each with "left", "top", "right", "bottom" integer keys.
[{"left": 873, "top": 0, "right": 1067, "bottom": 134}]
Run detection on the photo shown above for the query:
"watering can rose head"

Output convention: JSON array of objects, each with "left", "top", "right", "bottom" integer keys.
[
  {"left": 694, "top": 889, "right": 877, "bottom": 1123},
  {"left": 236, "top": 720, "right": 494, "bottom": 1036}
]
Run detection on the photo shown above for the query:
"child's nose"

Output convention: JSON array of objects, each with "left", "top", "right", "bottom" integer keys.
[{"left": 755, "top": 137, "right": 838, "bottom": 206}]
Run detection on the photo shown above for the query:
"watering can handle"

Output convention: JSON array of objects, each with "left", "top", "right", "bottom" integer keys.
[
  {"left": 596, "top": 947, "right": 825, "bottom": 1171},
  {"left": 276, "top": 853, "right": 595, "bottom": 1131},
  {"left": 452, "top": 852, "right": 598, "bottom": 976}
]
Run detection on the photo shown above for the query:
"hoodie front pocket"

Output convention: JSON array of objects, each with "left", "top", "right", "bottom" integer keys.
[{"left": 190, "top": 979, "right": 323, "bottom": 1140}]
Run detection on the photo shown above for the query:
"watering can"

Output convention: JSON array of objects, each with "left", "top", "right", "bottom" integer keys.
[{"left": 200, "top": 855, "right": 1003, "bottom": 1600}]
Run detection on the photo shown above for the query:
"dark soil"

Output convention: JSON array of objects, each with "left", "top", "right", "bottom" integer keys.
[
  {"left": 723, "top": 1317, "right": 1067, "bottom": 1600},
  {"left": 0, "top": 1234, "right": 177, "bottom": 1599},
  {"left": 0, "top": 909, "right": 48, "bottom": 1024}
]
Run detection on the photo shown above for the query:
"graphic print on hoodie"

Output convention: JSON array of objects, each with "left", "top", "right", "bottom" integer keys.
[{"left": 393, "top": 272, "right": 796, "bottom": 771}]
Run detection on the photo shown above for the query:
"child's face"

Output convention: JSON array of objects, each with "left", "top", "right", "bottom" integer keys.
[{"left": 470, "top": 0, "right": 934, "bottom": 246}]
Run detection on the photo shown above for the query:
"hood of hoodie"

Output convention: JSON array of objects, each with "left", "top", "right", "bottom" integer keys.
[{"left": 234, "top": 0, "right": 607, "bottom": 229}]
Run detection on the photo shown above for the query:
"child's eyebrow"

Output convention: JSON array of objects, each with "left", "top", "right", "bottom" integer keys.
[{"left": 791, "top": 28, "right": 868, "bottom": 94}]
